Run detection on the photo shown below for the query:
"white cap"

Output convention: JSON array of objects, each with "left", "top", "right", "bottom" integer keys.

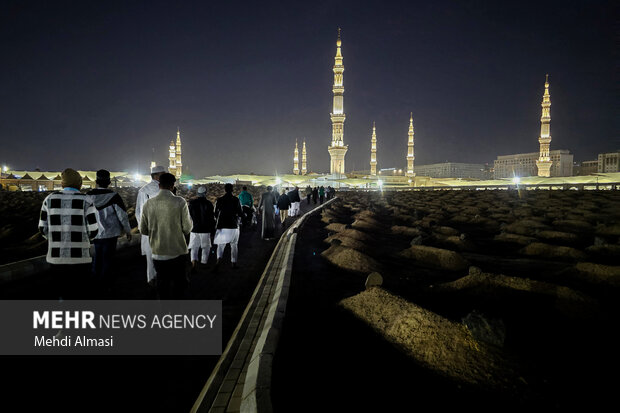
[
  {"left": 197, "top": 186, "right": 206, "bottom": 194},
  {"left": 150, "top": 165, "right": 167, "bottom": 174}
]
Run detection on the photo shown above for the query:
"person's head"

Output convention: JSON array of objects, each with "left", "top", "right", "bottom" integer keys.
[
  {"left": 242, "top": 186, "right": 247, "bottom": 191},
  {"left": 158, "top": 173, "right": 176, "bottom": 191},
  {"left": 267, "top": 186, "right": 272, "bottom": 191},
  {"left": 61, "top": 168, "right": 82, "bottom": 190},
  {"left": 96, "top": 169, "right": 111, "bottom": 188},
  {"left": 282, "top": 189, "right": 286, "bottom": 195},
  {"left": 150, "top": 165, "right": 167, "bottom": 181},
  {"left": 197, "top": 186, "right": 207, "bottom": 197},
  {"left": 224, "top": 183, "right": 233, "bottom": 193}
]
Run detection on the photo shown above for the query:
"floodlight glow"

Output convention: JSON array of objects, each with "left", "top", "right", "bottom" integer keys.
[
  {"left": 275, "top": 177, "right": 282, "bottom": 185},
  {"left": 513, "top": 177, "right": 521, "bottom": 185},
  {"left": 134, "top": 173, "right": 140, "bottom": 181},
  {"left": 2, "top": 165, "right": 7, "bottom": 172},
  {"left": 187, "top": 182, "right": 193, "bottom": 188},
  {"left": 378, "top": 180, "right": 383, "bottom": 187}
]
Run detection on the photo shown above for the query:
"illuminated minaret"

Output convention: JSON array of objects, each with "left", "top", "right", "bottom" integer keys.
[
  {"left": 328, "top": 28, "right": 348, "bottom": 175},
  {"left": 293, "top": 140, "right": 300, "bottom": 175},
  {"left": 406, "top": 113, "right": 415, "bottom": 177},
  {"left": 169, "top": 140, "right": 177, "bottom": 177},
  {"left": 175, "top": 128, "right": 182, "bottom": 179},
  {"left": 150, "top": 147, "right": 156, "bottom": 171},
  {"left": 370, "top": 122, "right": 377, "bottom": 176},
  {"left": 536, "top": 75, "right": 552, "bottom": 177},
  {"left": 302, "top": 140, "right": 307, "bottom": 175}
]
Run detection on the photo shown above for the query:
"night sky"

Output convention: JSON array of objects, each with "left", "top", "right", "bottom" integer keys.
[{"left": 1, "top": 0, "right": 616, "bottom": 177}]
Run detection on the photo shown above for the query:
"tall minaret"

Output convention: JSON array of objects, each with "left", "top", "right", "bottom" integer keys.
[
  {"left": 406, "top": 113, "right": 415, "bottom": 177},
  {"left": 168, "top": 140, "right": 177, "bottom": 176},
  {"left": 536, "top": 75, "right": 552, "bottom": 177},
  {"left": 302, "top": 140, "right": 307, "bottom": 175},
  {"left": 175, "top": 128, "right": 182, "bottom": 179},
  {"left": 328, "top": 28, "right": 348, "bottom": 175},
  {"left": 150, "top": 147, "right": 156, "bottom": 171},
  {"left": 293, "top": 140, "right": 300, "bottom": 175},
  {"left": 370, "top": 122, "right": 377, "bottom": 176}
]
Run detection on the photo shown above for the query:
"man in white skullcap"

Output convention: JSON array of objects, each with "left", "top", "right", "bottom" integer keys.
[{"left": 136, "top": 165, "right": 167, "bottom": 285}]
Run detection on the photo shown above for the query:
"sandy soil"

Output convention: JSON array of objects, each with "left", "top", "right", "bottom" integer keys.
[{"left": 273, "top": 189, "right": 620, "bottom": 411}]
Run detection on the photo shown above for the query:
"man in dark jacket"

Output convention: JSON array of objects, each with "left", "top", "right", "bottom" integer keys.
[
  {"left": 87, "top": 169, "right": 132, "bottom": 294},
  {"left": 287, "top": 186, "right": 301, "bottom": 217},
  {"left": 213, "top": 183, "right": 243, "bottom": 269},
  {"left": 188, "top": 186, "right": 215, "bottom": 270},
  {"left": 277, "top": 189, "right": 291, "bottom": 226}
]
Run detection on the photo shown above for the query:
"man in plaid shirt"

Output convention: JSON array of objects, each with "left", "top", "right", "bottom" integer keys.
[{"left": 38, "top": 168, "right": 99, "bottom": 299}]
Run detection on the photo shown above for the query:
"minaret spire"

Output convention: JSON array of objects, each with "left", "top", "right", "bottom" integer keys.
[
  {"left": 406, "top": 113, "right": 415, "bottom": 177},
  {"left": 328, "top": 28, "right": 348, "bottom": 175},
  {"left": 370, "top": 122, "right": 377, "bottom": 176},
  {"left": 302, "top": 140, "right": 307, "bottom": 175},
  {"left": 536, "top": 75, "right": 552, "bottom": 177},
  {"left": 293, "top": 140, "right": 300, "bottom": 175},
  {"left": 175, "top": 128, "right": 182, "bottom": 179}
]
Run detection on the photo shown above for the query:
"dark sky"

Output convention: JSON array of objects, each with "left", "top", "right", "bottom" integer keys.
[{"left": 1, "top": 0, "right": 617, "bottom": 177}]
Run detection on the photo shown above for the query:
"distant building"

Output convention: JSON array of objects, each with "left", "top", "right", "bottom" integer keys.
[
  {"left": 598, "top": 151, "right": 620, "bottom": 173},
  {"left": 574, "top": 160, "right": 599, "bottom": 176},
  {"left": 414, "top": 162, "right": 486, "bottom": 179},
  {"left": 493, "top": 150, "right": 573, "bottom": 179}
]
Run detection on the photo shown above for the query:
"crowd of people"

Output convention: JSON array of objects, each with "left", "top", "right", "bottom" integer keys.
[{"left": 37, "top": 166, "right": 337, "bottom": 300}]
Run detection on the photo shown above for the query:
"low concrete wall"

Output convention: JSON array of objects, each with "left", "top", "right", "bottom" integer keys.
[{"left": 192, "top": 198, "right": 336, "bottom": 413}]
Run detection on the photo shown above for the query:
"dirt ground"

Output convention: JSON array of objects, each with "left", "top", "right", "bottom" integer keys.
[{"left": 272, "top": 190, "right": 619, "bottom": 411}]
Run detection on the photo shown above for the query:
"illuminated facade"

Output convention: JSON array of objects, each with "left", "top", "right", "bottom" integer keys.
[
  {"left": 302, "top": 140, "right": 307, "bottom": 175},
  {"left": 293, "top": 140, "right": 300, "bottom": 175},
  {"left": 598, "top": 152, "right": 620, "bottom": 173},
  {"left": 328, "top": 29, "right": 348, "bottom": 175},
  {"left": 370, "top": 122, "right": 377, "bottom": 176},
  {"left": 414, "top": 162, "right": 485, "bottom": 179},
  {"left": 536, "top": 75, "right": 553, "bottom": 177},
  {"left": 494, "top": 149, "right": 573, "bottom": 179},
  {"left": 407, "top": 113, "right": 415, "bottom": 177},
  {"left": 168, "top": 128, "right": 183, "bottom": 179}
]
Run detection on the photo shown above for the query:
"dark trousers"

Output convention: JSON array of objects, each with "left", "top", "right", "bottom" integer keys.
[
  {"left": 241, "top": 205, "right": 253, "bottom": 228},
  {"left": 307, "top": 194, "right": 311, "bottom": 204},
  {"left": 92, "top": 238, "right": 118, "bottom": 289},
  {"left": 51, "top": 263, "right": 92, "bottom": 300},
  {"left": 320, "top": 195, "right": 324, "bottom": 203},
  {"left": 153, "top": 255, "right": 188, "bottom": 300}
]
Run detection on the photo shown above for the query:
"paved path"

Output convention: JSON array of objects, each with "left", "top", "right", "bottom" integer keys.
[{"left": 0, "top": 198, "right": 321, "bottom": 413}]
